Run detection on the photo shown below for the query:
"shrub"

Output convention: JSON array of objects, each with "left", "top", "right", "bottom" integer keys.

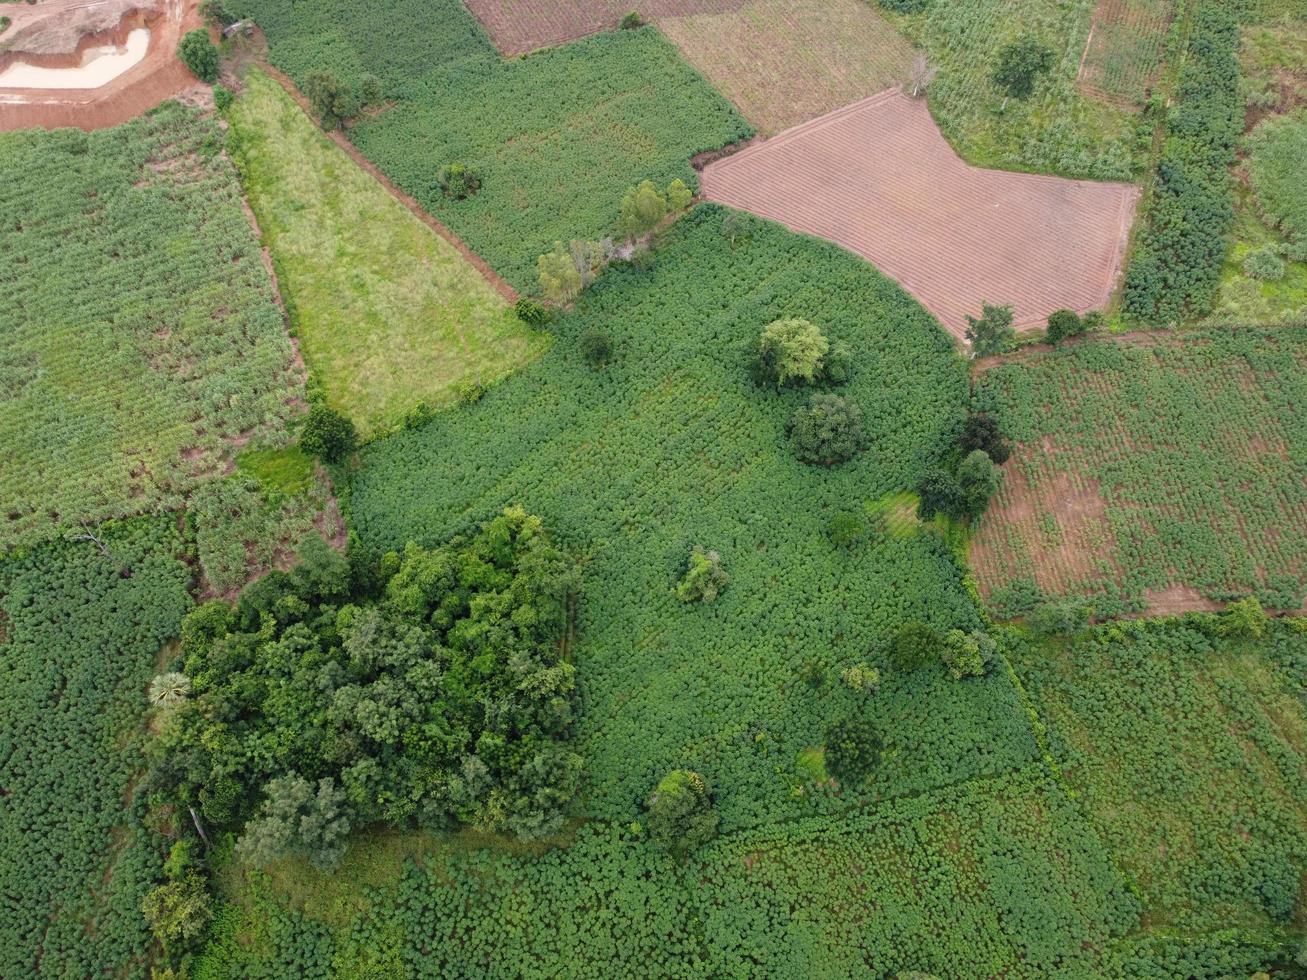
[
  {"left": 514, "top": 297, "right": 552, "bottom": 325},
  {"left": 299, "top": 405, "right": 358, "bottom": 462},
  {"left": 965, "top": 303, "right": 1016, "bottom": 357},
  {"left": 840, "top": 663, "right": 880, "bottom": 695},
  {"left": 177, "top": 29, "right": 220, "bottom": 84},
  {"left": 436, "top": 163, "right": 481, "bottom": 200},
  {"left": 789, "top": 394, "right": 865, "bottom": 466},
  {"left": 666, "top": 178, "right": 693, "bottom": 213},
  {"left": 1218, "top": 596, "right": 1268, "bottom": 639},
  {"left": 960, "top": 413, "right": 1010, "bottom": 465},
  {"left": 1028, "top": 598, "right": 1092, "bottom": 636},
  {"left": 620, "top": 11, "right": 644, "bottom": 29},
  {"left": 1243, "top": 247, "right": 1285, "bottom": 282},
  {"left": 891, "top": 621, "right": 941, "bottom": 671},
  {"left": 823, "top": 719, "right": 883, "bottom": 786},
  {"left": 757, "top": 318, "right": 829, "bottom": 386},
  {"left": 212, "top": 83, "right": 234, "bottom": 113},
  {"left": 992, "top": 36, "right": 1055, "bottom": 101},
  {"left": 141, "top": 874, "right": 213, "bottom": 950},
  {"left": 675, "top": 545, "right": 729, "bottom": 603},
  {"left": 941, "top": 629, "right": 996, "bottom": 680},
  {"left": 915, "top": 468, "right": 963, "bottom": 521},
  {"left": 1045, "top": 309, "right": 1082, "bottom": 345},
  {"left": 580, "top": 329, "right": 614, "bottom": 367},
  {"left": 617, "top": 180, "right": 670, "bottom": 240},
  {"left": 646, "top": 770, "right": 718, "bottom": 858},
  {"left": 826, "top": 510, "right": 867, "bottom": 548},
  {"left": 304, "top": 70, "right": 359, "bottom": 130},
  {"left": 877, "top": 0, "right": 927, "bottom": 11},
  {"left": 538, "top": 242, "right": 583, "bottom": 303},
  {"left": 198, "top": 0, "right": 233, "bottom": 25},
  {"left": 818, "top": 342, "right": 854, "bottom": 386}
]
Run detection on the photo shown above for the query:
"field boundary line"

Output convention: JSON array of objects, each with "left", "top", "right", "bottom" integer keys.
[{"left": 253, "top": 63, "right": 519, "bottom": 305}]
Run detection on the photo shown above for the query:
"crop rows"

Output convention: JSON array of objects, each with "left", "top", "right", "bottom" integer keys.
[
  {"left": 973, "top": 330, "right": 1307, "bottom": 616},
  {"left": 0, "top": 104, "right": 302, "bottom": 552},
  {"left": 1077, "top": 0, "right": 1177, "bottom": 105}
]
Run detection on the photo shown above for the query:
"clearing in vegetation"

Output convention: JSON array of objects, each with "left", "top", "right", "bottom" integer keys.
[
  {"left": 971, "top": 329, "right": 1307, "bottom": 618},
  {"left": 199, "top": 767, "right": 1140, "bottom": 976},
  {"left": 657, "top": 0, "right": 916, "bottom": 136},
  {"left": 0, "top": 519, "right": 193, "bottom": 979},
  {"left": 0, "top": 103, "right": 302, "bottom": 553},
  {"left": 226, "top": 69, "right": 545, "bottom": 436},
  {"left": 1076, "top": 0, "right": 1177, "bottom": 106},
  {"left": 232, "top": 0, "right": 753, "bottom": 290},
  {"left": 348, "top": 207, "right": 1042, "bottom": 831},
  {"left": 1012, "top": 618, "right": 1307, "bottom": 938},
  {"left": 701, "top": 90, "right": 1139, "bottom": 341}
]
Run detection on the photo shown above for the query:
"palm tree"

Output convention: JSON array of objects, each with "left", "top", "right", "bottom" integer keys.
[{"left": 148, "top": 672, "right": 191, "bottom": 710}]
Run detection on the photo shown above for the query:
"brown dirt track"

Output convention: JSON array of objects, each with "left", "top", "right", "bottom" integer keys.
[
  {"left": 701, "top": 89, "right": 1140, "bottom": 343},
  {"left": 0, "top": 0, "right": 204, "bottom": 132},
  {"left": 463, "top": 0, "right": 747, "bottom": 56}
]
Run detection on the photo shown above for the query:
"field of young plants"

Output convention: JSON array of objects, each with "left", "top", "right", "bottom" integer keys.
[
  {"left": 0, "top": 519, "right": 193, "bottom": 979},
  {"left": 0, "top": 104, "right": 302, "bottom": 552},
  {"left": 1076, "top": 0, "right": 1177, "bottom": 105},
  {"left": 972, "top": 329, "right": 1307, "bottom": 616}
]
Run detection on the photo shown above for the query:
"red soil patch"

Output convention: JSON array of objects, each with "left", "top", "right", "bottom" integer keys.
[
  {"left": 0, "top": 0, "right": 204, "bottom": 132},
  {"left": 701, "top": 90, "right": 1140, "bottom": 343},
  {"left": 464, "top": 0, "right": 746, "bottom": 57}
]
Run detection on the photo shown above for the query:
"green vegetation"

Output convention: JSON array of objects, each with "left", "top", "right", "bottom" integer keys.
[
  {"left": 1076, "top": 0, "right": 1177, "bottom": 105},
  {"left": 348, "top": 208, "right": 1041, "bottom": 830},
  {"left": 890, "top": 0, "right": 1141, "bottom": 178},
  {"left": 235, "top": 0, "right": 752, "bottom": 289},
  {"left": 1246, "top": 109, "right": 1307, "bottom": 255},
  {"left": 0, "top": 519, "right": 193, "bottom": 979},
  {"left": 0, "top": 104, "right": 300, "bottom": 552},
  {"left": 975, "top": 329, "right": 1307, "bottom": 615},
  {"left": 226, "top": 70, "right": 544, "bottom": 435},
  {"left": 178, "top": 28, "right": 220, "bottom": 83},
  {"left": 1012, "top": 617, "right": 1307, "bottom": 936},
  {"left": 235, "top": 445, "right": 315, "bottom": 496}
]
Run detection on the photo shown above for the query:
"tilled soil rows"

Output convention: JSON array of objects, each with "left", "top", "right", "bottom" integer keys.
[{"left": 701, "top": 90, "right": 1140, "bottom": 342}]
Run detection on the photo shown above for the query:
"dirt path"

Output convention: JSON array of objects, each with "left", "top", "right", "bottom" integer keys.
[{"left": 254, "top": 63, "right": 518, "bottom": 306}]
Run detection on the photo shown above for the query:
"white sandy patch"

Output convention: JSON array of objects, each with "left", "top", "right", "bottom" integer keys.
[{"left": 0, "top": 27, "right": 150, "bottom": 89}]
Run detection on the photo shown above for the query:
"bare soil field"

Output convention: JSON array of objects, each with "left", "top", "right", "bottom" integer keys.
[
  {"left": 463, "top": 0, "right": 745, "bottom": 57},
  {"left": 701, "top": 90, "right": 1139, "bottom": 341},
  {"left": 658, "top": 0, "right": 915, "bottom": 135},
  {"left": 0, "top": 0, "right": 203, "bottom": 131}
]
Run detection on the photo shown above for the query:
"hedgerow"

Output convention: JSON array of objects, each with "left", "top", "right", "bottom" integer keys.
[
  {"left": 0, "top": 104, "right": 301, "bottom": 551},
  {"left": 197, "top": 767, "right": 1139, "bottom": 977},
  {"left": 348, "top": 208, "right": 1040, "bottom": 830},
  {"left": 1122, "top": 1, "right": 1244, "bottom": 323},
  {"left": 231, "top": 0, "right": 753, "bottom": 289},
  {"left": 0, "top": 519, "right": 193, "bottom": 978},
  {"left": 973, "top": 328, "right": 1307, "bottom": 614},
  {"left": 1011, "top": 617, "right": 1307, "bottom": 935}
]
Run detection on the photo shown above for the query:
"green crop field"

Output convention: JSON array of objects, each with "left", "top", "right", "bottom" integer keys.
[
  {"left": 231, "top": 0, "right": 753, "bottom": 290},
  {"left": 1077, "top": 0, "right": 1177, "bottom": 105},
  {"left": 1012, "top": 617, "right": 1307, "bottom": 937},
  {"left": 226, "top": 70, "right": 545, "bottom": 436},
  {"left": 0, "top": 104, "right": 301, "bottom": 553},
  {"left": 0, "top": 519, "right": 193, "bottom": 979},
  {"left": 972, "top": 329, "right": 1307, "bottom": 617}
]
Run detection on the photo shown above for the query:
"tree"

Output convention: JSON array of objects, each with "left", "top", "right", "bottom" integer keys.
[
  {"left": 891, "top": 621, "right": 940, "bottom": 671},
  {"left": 177, "top": 29, "right": 219, "bottom": 84},
  {"left": 757, "top": 318, "right": 829, "bottom": 386},
  {"left": 959, "top": 412, "right": 1010, "bottom": 465},
  {"left": 148, "top": 672, "right": 190, "bottom": 711},
  {"left": 304, "top": 70, "right": 359, "bottom": 130},
  {"left": 538, "top": 241, "right": 583, "bottom": 303},
  {"left": 300, "top": 405, "right": 358, "bottom": 462},
  {"left": 646, "top": 770, "right": 719, "bottom": 858},
  {"left": 236, "top": 774, "right": 351, "bottom": 872},
  {"left": 675, "top": 545, "right": 729, "bottom": 603},
  {"left": 992, "top": 36, "right": 1055, "bottom": 101},
  {"left": 580, "top": 329, "right": 613, "bottom": 367},
  {"left": 436, "top": 163, "right": 481, "bottom": 200},
  {"left": 908, "top": 53, "right": 938, "bottom": 98},
  {"left": 789, "top": 394, "right": 866, "bottom": 466},
  {"left": 666, "top": 178, "right": 693, "bottom": 213},
  {"left": 956, "top": 449, "right": 1001, "bottom": 521},
  {"left": 617, "top": 180, "right": 670, "bottom": 240},
  {"left": 965, "top": 302, "right": 1016, "bottom": 356},
  {"left": 941, "top": 629, "right": 996, "bottom": 680},
  {"left": 1045, "top": 308, "right": 1082, "bottom": 346},
  {"left": 916, "top": 468, "right": 963, "bottom": 521},
  {"left": 1218, "top": 596, "right": 1268, "bottom": 638},
  {"left": 840, "top": 663, "right": 880, "bottom": 695},
  {"left": 824, "top": 719, "right": 882, "bottom": 786},
  {"left": 141, "top": 874, "right": 212, "bottom": 950}
]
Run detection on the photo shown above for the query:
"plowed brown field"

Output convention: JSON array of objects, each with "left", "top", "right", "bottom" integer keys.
[
  {"left": 464, "top": 0, "right": 745, "bottom": 56},
  {"left": 701, "top": 89, "right": 1140, "bottom": 342}
]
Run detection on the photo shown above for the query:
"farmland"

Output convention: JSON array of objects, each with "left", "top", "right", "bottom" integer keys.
[
  {"left": 0, "top": 103, "right": 301, "bottom": 553},
  {"left": 971, "top": 329, "right": 1307, "bottom": 617},
  {"left": 226, "top": 69, "right": 545, "bottom": 436},
  {"left": 701, "top": 90, "right": 1138, "bottom": 338},
  {"left": 1076, "top": 0, "right": 1178, "bottom": 105}
]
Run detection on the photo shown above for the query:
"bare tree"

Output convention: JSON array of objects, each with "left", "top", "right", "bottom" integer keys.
[{"left": 908, "top": 54, "right": 938, "bottom": 98}]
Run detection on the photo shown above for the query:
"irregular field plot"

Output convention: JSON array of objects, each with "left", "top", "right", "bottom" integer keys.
[
  {"left": 1076, "top": 0, "right": 1176, "bottom": 105},
  {"left": 463, "top": 0, "right": 744, "bottom": 56},
  {"left": 199, "top": 768, "right": 1135, "bottom": 977},
  {"left": 227, "top": 70, "right": 545, "bottom": 436},
  {"left": 349, "top": 208, "right": 1041, "bottom": 831},
  {"left": 1013, "top": 619, "right": 1307, "bottom": 934},
  {"left": 0, "top": 520, "right": 192, "bottom": 979},
  {"left": 0, "top": 104, "right": 301, "bottom": 552},
  {"left": 658, "top": 0, "right": 916, "bottom": 136},
  {"left": 702, "top": 90, "right": 1139, "bottom": 340},
  {"left": 971, "top": 330, "right": 1307, "bottom": 617}
]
